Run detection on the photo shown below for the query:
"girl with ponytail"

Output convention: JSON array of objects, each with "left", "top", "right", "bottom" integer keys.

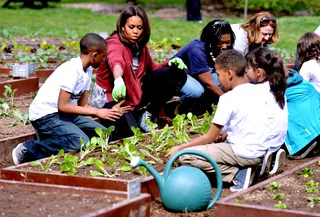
[
  {"left": 246, "top": 47, "right": 287, "bottom": 109},
  {"left": 245, "top": 47, "right": 288, "bottom": 175}
]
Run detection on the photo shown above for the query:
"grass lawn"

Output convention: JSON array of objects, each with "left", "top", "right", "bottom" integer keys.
[{"left": 0, "top": 2, "right": 319, "bottom": 62}]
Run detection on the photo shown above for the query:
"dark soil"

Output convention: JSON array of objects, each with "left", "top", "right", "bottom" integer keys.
[
  {"left": 0, "top": 181, "right": 123, "bottom": 217},
  {"left": 236, "top": 158, "right": 320, "bottom": 213},
  {"left": 0, "top": 93, "right": 35, "bottom": 140}
]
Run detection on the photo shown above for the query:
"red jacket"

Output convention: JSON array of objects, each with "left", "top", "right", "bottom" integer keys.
[{"left": 96, "top": 34, "right": 168, "bottom": 109}]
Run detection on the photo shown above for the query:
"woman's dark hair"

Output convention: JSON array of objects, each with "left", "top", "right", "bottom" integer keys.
[
  {"left": 297, "top": 32, "right": 320, "bottom": 69},
  {"left": 246, "top": 47, "right": 287, "bottom": 109},
  {"left": 200, "top": 19, "right": 235, "bottom": 65},
  {"left": 111, "top": 6, "right": 150, "bottom": 50}
]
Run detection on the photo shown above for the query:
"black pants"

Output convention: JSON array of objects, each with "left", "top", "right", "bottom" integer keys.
[
  {"left": 186, "top": 0, "right": 202, "bottom": 21},
  {"left": 100, "top": 66, "right": 187, "bottom": 141}
]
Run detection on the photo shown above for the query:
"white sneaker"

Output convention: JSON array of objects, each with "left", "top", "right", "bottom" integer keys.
[
  {"left": 259, "top": 151, "right": 273, "bottom": 176},
  {"left": 138, "top": 111, "right": 154, "bottom": 133},
  {"left": 12, "top": 142, "right": 28, "bottom": 165},
  {"left": 269, "top": 149, "right": 286, "bottom": 175}
]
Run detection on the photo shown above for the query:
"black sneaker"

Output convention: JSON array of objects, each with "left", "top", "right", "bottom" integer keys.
[
  {"left": 12, "top": 142, "right": 28, "bottom": 165},
  {"left": 230, "top": 167, "right": 255, "bottom": 192}
]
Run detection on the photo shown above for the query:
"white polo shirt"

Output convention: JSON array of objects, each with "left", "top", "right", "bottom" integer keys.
[
  {"left": 29, "top": 57, "right": 92, "bottom": 121},
  {"left": 212, "top": 83, "right": 288, "bottom": 158}
]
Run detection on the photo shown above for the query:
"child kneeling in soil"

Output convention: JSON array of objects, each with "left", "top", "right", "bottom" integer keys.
[
  {"left": 12, "top": 33, "right": 130, "bottom": 165},
  {"left": 165, "top": 49, "right": 288, "bottom": 192}
]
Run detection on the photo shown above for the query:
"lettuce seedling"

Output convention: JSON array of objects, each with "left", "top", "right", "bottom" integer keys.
[
  {"left": 274, "top": 203, "right": 286, "bottom": 209},
  {"left": 269, "top": 181, "right": 280, "bottom": 191},
  {"left": 273, "top": 193, "right": 285, "bottom": 200}
]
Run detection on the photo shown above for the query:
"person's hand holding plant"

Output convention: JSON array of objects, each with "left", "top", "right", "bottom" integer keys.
[{"left": 112, "top": 77, "right": 126, "bottom": 102}]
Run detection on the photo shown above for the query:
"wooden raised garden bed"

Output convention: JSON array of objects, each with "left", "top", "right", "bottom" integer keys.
[
  {"left": 0, "top": 132, "right": 36, "bottom": 162},
  {"left": 0, "top": 164, "right": 160, "bottom": 200},
  {"left": 214, "top": 156, "right": 320, "bottom": 217},
  {"left": 0, "top": 179, "right": 150, "bottom": 217},
  {"left": 0, "top": 76, "right": 39, "bottom": 97},
  {"left": 0, "top": 114, "right": 212, "bottom": 201}
]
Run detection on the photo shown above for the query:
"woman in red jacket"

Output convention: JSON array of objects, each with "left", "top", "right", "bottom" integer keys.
[{"left": 91, "top": 6, "right": 187, "bottom": 139}]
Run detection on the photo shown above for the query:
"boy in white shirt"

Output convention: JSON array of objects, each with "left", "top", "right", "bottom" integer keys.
[
  {"left": 166, "top": 49, "right": 287, "bottom": 192},
  {"left": 12, "top": 33, "right": 129, "bottom": 165}
]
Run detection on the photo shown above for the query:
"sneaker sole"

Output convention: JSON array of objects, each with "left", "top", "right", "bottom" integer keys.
[
  {"left": 270, "top": 149, "right": 286, "bottom": 174},
  {"left": 12, "top": 145, "right": 21, "bottom": 166},
  {"left": 259, "top": 151, "right": 273, "bottom": 176}
]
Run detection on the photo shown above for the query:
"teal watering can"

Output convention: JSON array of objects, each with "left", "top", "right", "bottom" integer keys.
[{"left": 130, "top": 149, "right": 223, "bottom": 212}]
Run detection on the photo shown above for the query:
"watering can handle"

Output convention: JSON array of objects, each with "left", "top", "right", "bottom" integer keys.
[{"left": 164, "top": 149, "right": 223, "bottom": 210}]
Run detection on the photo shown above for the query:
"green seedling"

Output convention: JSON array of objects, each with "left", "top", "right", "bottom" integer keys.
[
  {"left": 235, "top": 199, "right": 244, "bottom": 204},
  {"left": 11, "top": 109, "right": 30, "bottom": 126},
  {"left": 269, "top": 181, "right": 280, "bottom": 191},
  {"left": 94, "top": 126, "right": 115, "bottom": 153},
  {"left": 305, "top": 187, "right": 319, "bottom": 194},
  {"left": 306, "top": 196, "right": 320, "bottom": 207},
  {"left": 90, "top": 159, "right": 117, "bottom": 178},
  {"left": 306, "top": 180, "right": 319, "bottom": 187},
  {"left": 79, "top": 138, "right": 96, "bottom": 161},
  {"left": 131, "top": 126, "right": 146, "bottom": 145},
  {"left": 60, "top": 153, "right": 80, "bottom": 175},
  {"left": 30, "top": 149, "right": 64, "bottom": 172},
  {"left": 274, "top": 202, "right": 287, "bottom": 209},
  {"left": 298, "top": 167, "right": 313, "bottom": 178},
  {"left": 172, "top": 114, "right": 190, "bottom": 144},
  {"left": 0, "top": 84, "right": 17, "bottom": 116},
  {"left": 273, "top": 193, "right": 285, "bottom": 200}
]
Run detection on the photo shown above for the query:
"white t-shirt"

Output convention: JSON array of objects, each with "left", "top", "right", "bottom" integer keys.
[
  {"left": 29, "top": 57, "right": 92, "bottom": 121},
  {"left": 255, "top": 82, "right": 288, "bottom": 153},
  {"left": 212, "top": 83, "right": 288, "bottom": 158},
  {"left": 299, "top": 59, "right": 320, "bottom": 92},
  {"left": 231, "top": 24, "right": 249, "bottom": 56},
  {"left": 315, "top": 25, "right": 320, "bottom": 36}
]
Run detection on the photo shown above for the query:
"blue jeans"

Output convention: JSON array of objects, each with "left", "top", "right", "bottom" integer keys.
[
  {"left": 178, "top": 73, "right": 221, "bottom": 114},
  {"left": 180, "top": 73, "right": 221, "bottom": 101},
  {"left": 24, "top": 112, "right": 106, "bottom": 161}
]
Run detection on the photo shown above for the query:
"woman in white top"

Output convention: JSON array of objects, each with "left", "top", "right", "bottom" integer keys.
[
  {"left": 297, "top": 32, "right": 320, "bottom": 92},
  {"left": 232, "top": 11, "right": 279, "bottom": 56}
]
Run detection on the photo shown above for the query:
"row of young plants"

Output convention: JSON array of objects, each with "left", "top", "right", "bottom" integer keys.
[
  {"left": 1, "top": 39, "right": 79, "bottom": 69},
  {"left": 30, "top": 110, "right": 215, "bottom": 178},
  {"left": 0, "top": 36, "right": 182, "bottom": 68},
  {"left": 0, "top": 84, "right": 30, "bottom": 126},
  {"left": 236, "top": 162, "right": 320, "bottom": 209}
]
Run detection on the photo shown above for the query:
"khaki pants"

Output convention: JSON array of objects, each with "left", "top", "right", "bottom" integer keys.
[{"left": 179, "top": 142, "right": 262, "bottom": 183}]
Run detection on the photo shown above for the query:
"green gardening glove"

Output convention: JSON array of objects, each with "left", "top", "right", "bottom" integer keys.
[
  {"left": 169, "top": 57, "right": 187, "bottom": 70},
  {"left": 112, "top": 77, "right": 126, "bottom": 102}
]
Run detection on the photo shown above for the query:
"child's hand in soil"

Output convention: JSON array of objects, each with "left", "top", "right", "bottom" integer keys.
[{"left": 165, "top": 145, "right": 182, "bottom": 159}]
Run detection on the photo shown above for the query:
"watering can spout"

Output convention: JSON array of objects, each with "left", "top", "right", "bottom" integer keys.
[{"left": 130, "top": 157, "right": 164, "bottom": 191}]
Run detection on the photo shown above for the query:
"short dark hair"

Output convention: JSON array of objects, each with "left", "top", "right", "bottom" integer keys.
[
  {"left": 113, "top": 6, "right": 150, "bottom": 49},
  {"left": 200, "top": 19, "right": 236, "bottom": 58},
  {"left": 215, "top": 49, "right": 247, "bottom": 77},
  {"left": 80, "top": 33, "right": 107, "bottom": 55}
]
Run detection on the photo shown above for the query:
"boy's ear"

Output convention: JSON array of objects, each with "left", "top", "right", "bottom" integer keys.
[
  {"left": 92, "top": 51, "right": 98, "bottom": 58},
  {"left": 227, "top": 69, "right": 233, "bottom": 80}
]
